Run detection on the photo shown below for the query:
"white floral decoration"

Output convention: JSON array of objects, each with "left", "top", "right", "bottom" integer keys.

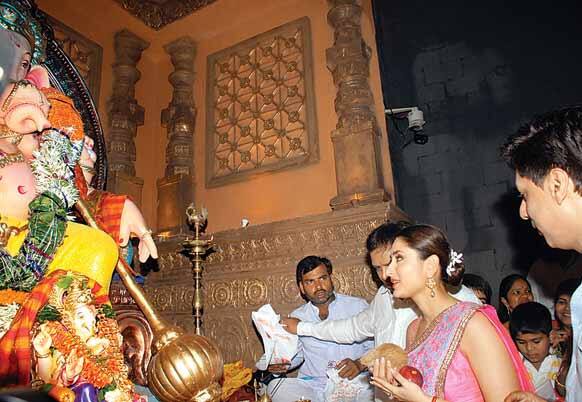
[
  {"left": 446, "top": 250, "right": 463, "bottom": 276},
  {"left": 30, "top": 129, "right": 82, "bottom": 210}
]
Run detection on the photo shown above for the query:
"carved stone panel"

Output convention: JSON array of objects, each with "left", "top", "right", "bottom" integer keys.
[
  {"left": 45, "top": 14, "right": 103, "bottom": 105},
  {"left": 114, "top": 0, "right": 218, "bottom": 31},
  {"left": 205, "top": 17, "right": 319, "bottom": 187},
  {"left": 146, "top": 202, "right": 408, "bottom": 366}
]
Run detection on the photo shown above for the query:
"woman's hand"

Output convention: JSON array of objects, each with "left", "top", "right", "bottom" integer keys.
[
  {"left": 549, "top": 328, "right": 569, "bottom": 348},
  {"left": 370, "top": 357, "right": 431, "bottom": 402}
]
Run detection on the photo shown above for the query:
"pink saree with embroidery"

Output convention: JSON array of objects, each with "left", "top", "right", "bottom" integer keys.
[{"left": 407, "top": 302, "right": 534, "bottom": 401}]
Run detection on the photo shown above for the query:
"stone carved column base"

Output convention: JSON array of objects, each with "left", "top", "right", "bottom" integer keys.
[
  {"left": 329, "top": 121, "right": 387, "bottom": 210},
  {"left": 145, "top": 202, "right": 408, "bottom": 367},
  {"left": 156, "top": 173, "right": 195, "bottom": 236},
  {"left": 107, "top": 171, "right": 144, "bottom": 208}
]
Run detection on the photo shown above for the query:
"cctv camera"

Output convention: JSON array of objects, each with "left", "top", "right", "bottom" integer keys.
[
  {"left": 385, "top": 107, "right": 426, "bottom": 131},
  {"left": 407, "top": 108, "right": 425, "bottom": 131}
]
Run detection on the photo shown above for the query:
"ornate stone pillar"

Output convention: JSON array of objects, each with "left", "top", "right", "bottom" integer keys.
[
  {"left": 107, "top": 29, "right": 149, "bottom": 204},
  {"left": 157, "top": 37, "right": 197, "bottom": 235},
  {"left": 326, "top": 0, "right": 387, "bottom": 210}
]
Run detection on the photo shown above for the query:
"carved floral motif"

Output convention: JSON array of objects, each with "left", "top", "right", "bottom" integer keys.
[{"left": 206, "top": 18, "right": 319, "bottom": 187}]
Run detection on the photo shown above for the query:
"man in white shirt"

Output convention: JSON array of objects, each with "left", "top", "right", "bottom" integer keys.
[
  {"left": 502, "top": 106, "right": 582, "bottom": 402},
  {"left": 281, "top": 222, "right": 480, "bottom": 401}
]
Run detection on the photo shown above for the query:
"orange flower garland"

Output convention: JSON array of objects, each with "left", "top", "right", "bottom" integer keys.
[
  {"left": 44, "top": 320, "right": 114, "bottom": 388},
  {"left": 96, "top": 313, "right": 134, "bottom": 398},
  {"left": 0, "top": 289, "right": 28, "bottom": 305}
]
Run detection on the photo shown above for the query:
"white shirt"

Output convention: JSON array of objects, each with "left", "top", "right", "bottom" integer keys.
[
  {"left": 566, "top": 283, "right": 582, "bottom": 401},
  {"left": 523, "top": 354, "right": 561, "bottom": 401}
]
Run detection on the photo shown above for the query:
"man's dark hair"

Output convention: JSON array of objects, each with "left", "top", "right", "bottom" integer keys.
[
  {"left": 509, "top": 301, "right": 552, "bottom": 339},
  {"left": 366, "top": 221, "right": 410, "bottom": 253},
  {"left": 501, "top": 106, "right": 582, "bottom": 194},
  {"left": 296, "top": 255, "right": 332, "bottom": 285},
  {"left": 463, "top": 273, "right": 493, "bottom": 304}
]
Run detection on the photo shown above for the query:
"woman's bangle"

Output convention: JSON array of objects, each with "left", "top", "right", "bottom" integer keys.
[{"left": 555, "top": 377, "right": 566, "bottom": 389}]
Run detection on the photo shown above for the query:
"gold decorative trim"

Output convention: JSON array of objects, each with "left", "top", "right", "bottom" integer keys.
[
  {"left": 114, "top": 0, "right": 218, "bottom": 31},
  {"left": 435, "top": 305, "right": 478, "bottom": 397}
]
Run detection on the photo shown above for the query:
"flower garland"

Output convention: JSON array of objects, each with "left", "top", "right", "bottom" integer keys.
[
  {"left": 0, "top": 289, "right": 28, "bottom": 305},
  {"left": 44, "top": 320, "right": 114, "bottom": 388},
  {"left": 0, "top": 130, "right": 80, "bottom": 292}
]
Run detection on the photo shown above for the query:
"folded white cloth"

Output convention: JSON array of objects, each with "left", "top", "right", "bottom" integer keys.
[{"left": 253, "top": 304, "right": 299, "bottom": 370}]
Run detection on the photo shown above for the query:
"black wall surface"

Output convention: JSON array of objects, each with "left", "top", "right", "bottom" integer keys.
[{"left": 372, "top": 0, "right": 582, "bottom": 300}]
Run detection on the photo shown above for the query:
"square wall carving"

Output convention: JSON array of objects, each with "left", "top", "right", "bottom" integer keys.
[{"left": 205, "top": 17, "right": 319, "bottom": 187}]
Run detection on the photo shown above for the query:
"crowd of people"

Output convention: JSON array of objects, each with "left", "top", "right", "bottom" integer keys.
[{"left": 255, "top": 105, "right": 582, "bottom": 402}]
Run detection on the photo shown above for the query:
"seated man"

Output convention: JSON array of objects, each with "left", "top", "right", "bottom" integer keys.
[{"left": 265, "top": 256, "right": 373, "bottom": 402}]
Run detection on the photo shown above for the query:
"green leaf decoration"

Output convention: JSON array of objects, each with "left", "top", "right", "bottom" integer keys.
[
  {"left": 36, "top": 304, "right": 62, "bottom": 323},
  {"left": 56, "top": 275, "right": 73, "bottom": 289},
  {"left": 99, "top": 304, "right": 116, "bottom": 319}
]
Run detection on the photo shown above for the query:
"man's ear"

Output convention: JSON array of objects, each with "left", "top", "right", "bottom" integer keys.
[
  {"left": 25, "top": 65, "right": 50, "bottom": 88},
  {"left": 547, "top": 168, "right": 571, "bottom": 205},
  {"left": 298, "top": 282, "right": 305, "bottom": 295}
]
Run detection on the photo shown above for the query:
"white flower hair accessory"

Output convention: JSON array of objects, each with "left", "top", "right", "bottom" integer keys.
[{"left": 446, "top": 250, "right": 463, "bottom": 276}]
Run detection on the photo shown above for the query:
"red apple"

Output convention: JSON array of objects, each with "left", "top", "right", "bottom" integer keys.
[{"left": 399, "top": 365, "right": 423, "bottom": 387}]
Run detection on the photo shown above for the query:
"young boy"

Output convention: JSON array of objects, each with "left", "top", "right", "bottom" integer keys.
[{"left": 510, "top": 302, "right": 562, "bottom": 401}]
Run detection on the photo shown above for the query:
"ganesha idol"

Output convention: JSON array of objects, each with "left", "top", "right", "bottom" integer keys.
[{"left": 0, "top": 1, "right": 157, "bottom": 401}]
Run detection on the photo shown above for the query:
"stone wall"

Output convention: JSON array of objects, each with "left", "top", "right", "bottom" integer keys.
[{"left": 373, "top": 0, "right": 582, "bottom": 301}]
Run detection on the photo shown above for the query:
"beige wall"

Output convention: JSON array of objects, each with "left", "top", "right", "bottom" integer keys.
[{"left": 37, "top": 0, "right": 393, "bottom": 233}]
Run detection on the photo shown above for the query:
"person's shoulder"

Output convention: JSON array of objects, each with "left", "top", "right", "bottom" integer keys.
[
  {"left": 463, "top": 304, "right": 499, "bottom": 339},
  {"left": 290, "top": 302, "right": 311, "bottom": 319}
]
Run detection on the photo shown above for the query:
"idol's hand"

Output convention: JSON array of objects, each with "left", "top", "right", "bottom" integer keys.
[
  {"left": 119, "top": 199, "right": 159, "bottom": 262},
  {"left": 337, "top": 358, "right": 364, "bottom": 380},
  {"left": 32, "top": 326, "right": 52, "bottom": 357},
  {"left": 504, "top": 391, "right": 547, "bottom": 402},
  {"left": 370, "top": 358, "right": 430, "bottom": 402},
  {"left": 280, "top": 317, "right": 300, "bottom": 334}
]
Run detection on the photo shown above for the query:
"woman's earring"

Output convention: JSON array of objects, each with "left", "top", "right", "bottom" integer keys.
[{"left": 426, "top": 277, "right": 436, "bottom": 298}]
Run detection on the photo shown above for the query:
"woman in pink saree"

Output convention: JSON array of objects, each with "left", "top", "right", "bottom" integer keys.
[{"left": 371, "top": 224, "right": 534, "bottom": 402}]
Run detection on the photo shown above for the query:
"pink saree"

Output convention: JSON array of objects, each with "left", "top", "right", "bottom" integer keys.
[{"left": 406, "top": 302, "right": 534, "bottom": 401}]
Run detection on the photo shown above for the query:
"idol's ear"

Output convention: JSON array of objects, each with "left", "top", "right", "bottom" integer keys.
[{"left": 25, "top": 65, "right": 50, "bottom": 89}]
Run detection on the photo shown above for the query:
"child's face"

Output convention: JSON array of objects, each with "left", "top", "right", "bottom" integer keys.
[{"left": 515, "top": 332, "right": 550, "bottom": 367}]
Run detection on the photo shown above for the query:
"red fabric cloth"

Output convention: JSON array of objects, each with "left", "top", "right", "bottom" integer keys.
[{"left": 85, "top": 190, "right": 128, "bottom": 244}]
